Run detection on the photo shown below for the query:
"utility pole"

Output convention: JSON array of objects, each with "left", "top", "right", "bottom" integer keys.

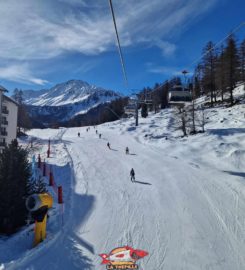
[
  {"left": 182, "top": 70, "right": 188, "bottom": 88},
  {"left": 135, "top": 95, "right": 152, "bottom": 127},
  {"left": 135, "top": 99, "right": 138, "bottom": 126}
]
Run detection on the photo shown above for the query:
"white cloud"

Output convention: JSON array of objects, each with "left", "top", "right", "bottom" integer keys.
[
  {"left": 154, "top": 40, "right": 177, "bottom": 56},
  {"left": 0, "top": 0, "right": 217, "bottom": 84},
  {"left": 147, "top": 63, "right": 194, "bottom": 77},
  {"left": 0, "top": 0, "right": 218, "bottom": 59},
  {"left": 147, "top": 65, "right": 179, "bottom": 75},
  {"left": 0, "top": 64, "right": 48, "bottom": 85}
]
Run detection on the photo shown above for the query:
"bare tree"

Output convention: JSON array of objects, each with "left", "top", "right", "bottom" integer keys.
[
  {"left": 223, "top": 35, "right": 239, "bottom": 105},
  {"left": 173, "top": 106, "right": 188, "bottom": 137}
]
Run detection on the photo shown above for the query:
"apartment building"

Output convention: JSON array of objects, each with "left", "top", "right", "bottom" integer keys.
[{"left": 0, "top": 86, "right": 18, "bottom": 151}]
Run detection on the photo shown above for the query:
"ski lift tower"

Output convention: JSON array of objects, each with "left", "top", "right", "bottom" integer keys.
[
  {"left": 182, "top": 70, "right": 188, "bottom": 88},
  {"left": 136, "top": 93, "right": 153, "bottom": 127},
  {"left": 124, "top": 91, "right": 153, "bottom": 127}
]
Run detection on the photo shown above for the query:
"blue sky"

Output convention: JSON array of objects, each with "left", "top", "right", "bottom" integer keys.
[{"left": 0, "top": 0, "right": 244, "bottom": 95}]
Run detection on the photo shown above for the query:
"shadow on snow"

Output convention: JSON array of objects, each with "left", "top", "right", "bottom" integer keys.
[
  {"left": 133, "top": 180, "right": 152, "bottom": 185},
  {"left": 223, "top": 171, "right": 245, "bottom": 178},
  {"left": 1, "top": 161, "right": 96, "bottom": 270},
  {"left": 207, "top": 128, "right": 245, "bottom": 137}
]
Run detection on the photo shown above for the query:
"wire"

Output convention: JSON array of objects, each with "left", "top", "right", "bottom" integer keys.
[
  {"left": 148, "top": 21, "right": 245, "bottom": 93},
  {"left": 188, "top": 21, "right": 245, "bottom": 69},
  {"left": 108, "top": 0, "right": 128, "bottom": 89}
]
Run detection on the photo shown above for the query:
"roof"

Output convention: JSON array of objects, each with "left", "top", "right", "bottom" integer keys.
[
  {"left": 3, "top": 95, "right": 19, "bottom": 106},
  {"left": 0, "top": 85, "right": 8, "bottom": 92}
]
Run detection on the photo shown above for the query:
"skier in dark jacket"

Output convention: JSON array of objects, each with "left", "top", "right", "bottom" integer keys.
[
  {"left": 107, "top": 142, "right": 111, "bottom": 149},
  {"left": 78, "top": 132, "right": 80, "bottom": 137},
  {"left": 130, "top": 168, "right": 135, "bottom": 182},
  {"left": 126, "top": 147, "right": 129, "bottom": 154}
]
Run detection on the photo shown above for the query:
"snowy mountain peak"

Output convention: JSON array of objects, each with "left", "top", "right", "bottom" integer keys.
[
  {"left": 21, "top": 79, "right": 122, "bottom": 124},
  {"left": 23, "top": 80, "right": 120, "bottom": 107}
]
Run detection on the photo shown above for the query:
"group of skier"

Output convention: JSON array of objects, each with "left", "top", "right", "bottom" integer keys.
[
  {"left": 80, "top": 128, "right": 102, "bottom": 139},
  {"left": 106, "top": 142, "right": 135, "bottom": 182},
  {"left": 77, "top": 127, "right": 136, "bottom": 183}
]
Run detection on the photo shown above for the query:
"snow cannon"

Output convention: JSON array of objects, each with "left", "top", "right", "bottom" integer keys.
[
  {"left": 26, "top": 193, "right": 53, "bottom": 247},
  {"left": 26, "top": 193, "right": 53, "bottom": 212}
]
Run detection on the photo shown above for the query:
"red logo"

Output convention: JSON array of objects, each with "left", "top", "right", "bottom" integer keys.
[{"left": 99, "top": 246, "right": 148, "bottom": 269}]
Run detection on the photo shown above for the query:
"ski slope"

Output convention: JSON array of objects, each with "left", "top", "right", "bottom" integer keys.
[{"left": 1, "top": 89, "right": 245, "bottom": 269}]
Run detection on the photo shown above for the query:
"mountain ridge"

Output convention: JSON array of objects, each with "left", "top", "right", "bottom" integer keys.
[
  {"left": 22, "top": 79, "right": 122, "bottom": 107},
  {"left": 20, "top": 79, "right": 124, "bottom": 126}
]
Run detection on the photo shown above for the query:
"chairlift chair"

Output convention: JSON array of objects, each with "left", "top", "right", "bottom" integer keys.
[
  {"left": 124, "top": 104, "right": 136, "bottom": 116},
  {"left": 168, "top": 85, "right": 192, "bottom": 106}
]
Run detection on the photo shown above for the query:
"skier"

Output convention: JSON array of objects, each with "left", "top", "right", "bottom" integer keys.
[
  {"left": 130, "top": 168, "right": 135, "bottom": 182},
  {"left": 96, "top": 130, "right": 98, "bottom": 134},
  {"left": 107, "top": 142, "right": 111, "bottom": 149},
  {"left": 78, "top": 132, "right": 80, "bottom": 137},
  {"left": 99, "top": 134, "right": 102, "bottom": 139},
  {"left": 125, "top": 147, "right": 129, "bottom": 155}
]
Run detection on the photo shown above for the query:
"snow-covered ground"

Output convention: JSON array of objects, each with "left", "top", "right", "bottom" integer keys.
[{"left": 1, "top": 86, "right": 245, "bottom": 270}]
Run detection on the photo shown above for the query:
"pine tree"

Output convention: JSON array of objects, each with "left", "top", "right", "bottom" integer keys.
[
  {"left": 239, "top": 39, "right": 245, "bottom": 82},
  {"left": 193, "top": 64, "right": 203, "bottom": 98},
  {"left": 159, "top": 81, "right": 170, "bottom": 109},
  {"left": 223, "top": 35, "right": 239, "bottom": 105},
  {"left": 33, "top": 176, "right": 47, "bottom": 194},
  {"left": 0, "top": 140, "right": 31, "bottom": 234},
  {"left": 152, "top": 88, "right": 161, "bottom": 114},
  {"left": 201, "top": 41, "right": 217, "bottom": 107},
  {"left": 12, "top": 89, "right": 32, "bottom": 133},
  {"left": 215, "top": 45, "right": 226, "bottom": 102}
]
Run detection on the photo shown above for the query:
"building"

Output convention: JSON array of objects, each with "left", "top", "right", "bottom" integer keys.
[{"left": 0, "top": 86, "right": 18, "bottom": 151}]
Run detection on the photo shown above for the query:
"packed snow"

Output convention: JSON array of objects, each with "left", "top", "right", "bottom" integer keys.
[{"left": 0, "top": 86, "right": 245, "bottom": 270}]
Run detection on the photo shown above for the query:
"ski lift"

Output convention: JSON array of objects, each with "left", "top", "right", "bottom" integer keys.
[
  {"left": 168, "top": 85, "right": 192, "bottom": 106},
  {"left": 124, "top": 104, "right": 136, "bottom": 116},
  {"left": 124, "top": 96, "right": 137, "bottom": 116}
]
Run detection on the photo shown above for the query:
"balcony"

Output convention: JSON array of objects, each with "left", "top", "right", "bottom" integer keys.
[
  {"left": 1, "top": 131, "right": 7, "bottom": 136},
  {"left": 0, "top": 141, "right": 6, "bottom": 147},
  {"left": 1, "top": 120, "right": 8, "bottom": 125},
  {"left": 2, "top": 108, "right": 9, "bottom": 115}
]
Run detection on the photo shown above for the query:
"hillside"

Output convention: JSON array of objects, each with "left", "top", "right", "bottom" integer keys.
[{"left": 0, "top": 85, "right": 244, "bottom": 270}]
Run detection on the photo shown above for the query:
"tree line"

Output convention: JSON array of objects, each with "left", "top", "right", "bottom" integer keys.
[
  {"left": 194, "top": 34, "right": 244, "bottom": 106},
  {"left": 137, "top": 34, "right": 245, "bottom": 113}
]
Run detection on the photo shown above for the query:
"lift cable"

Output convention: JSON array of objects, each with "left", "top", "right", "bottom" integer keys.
[
  {"left": 149, "top": 21, "right": 245, "bottom": 94},
  {"left": 108, "top": 0, "right": 128, "bottom": 89},
  {"left": 188, "top": 21, "right": 245, "bottom": 70}
]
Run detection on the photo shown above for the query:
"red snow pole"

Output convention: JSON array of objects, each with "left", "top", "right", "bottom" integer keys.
[
  {"left": 47, "top": 139, "right": 51, "bottom": 158},
  {"left": 49, "top": 171, "right": 54, "bottom": 186},
  {"left": 38, "top": 154, "right": 41, "bottom": 168},
  {"left": 43, "top": 161, "right": 46, "bottom": 177},
  {"left": 58, "top": 186, "right": 63, "bottom": 204}
]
